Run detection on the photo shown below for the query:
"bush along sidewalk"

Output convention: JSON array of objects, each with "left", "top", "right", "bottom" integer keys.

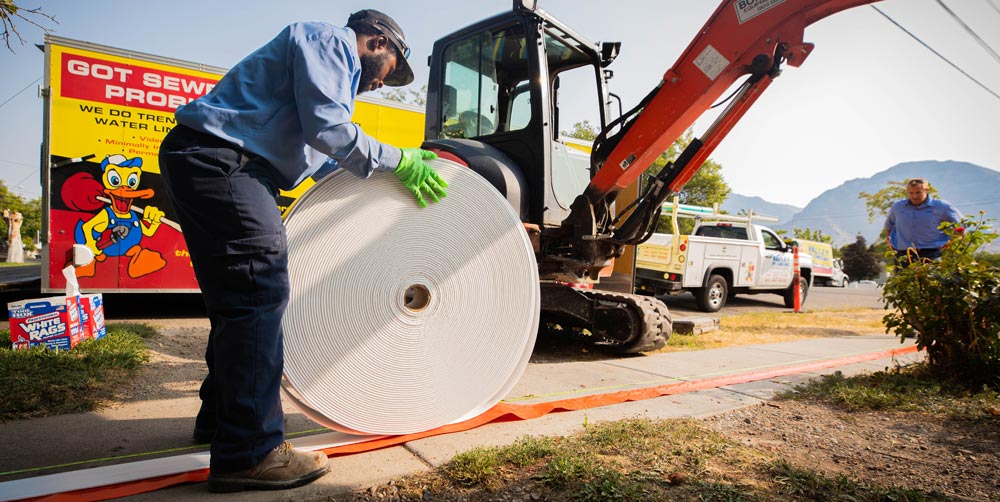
[
  {"left": 0, "top": 323, "right": 155, "bottom": 420},
  {"left": 881, "top": 213, "right": 1000, "bottom": 389}
]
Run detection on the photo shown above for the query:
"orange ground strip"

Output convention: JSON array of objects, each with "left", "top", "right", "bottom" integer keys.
[{"left": 28, "top": 345, "right": 919, "bottom": 501}]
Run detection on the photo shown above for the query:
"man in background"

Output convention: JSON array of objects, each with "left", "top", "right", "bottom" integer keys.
[{"left": 884, "top": 177, "right": 962, "bottom": 265}]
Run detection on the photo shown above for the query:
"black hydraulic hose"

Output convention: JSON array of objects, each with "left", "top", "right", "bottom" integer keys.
[
  {"left": 591, "top": 84, "right": 661, "bottom": 171},
  {"left": 655, "top": 138, "right": 703, "bottom": 192},
  {"left": 607, "top": 138, "right": 703, "bottom": 245}
]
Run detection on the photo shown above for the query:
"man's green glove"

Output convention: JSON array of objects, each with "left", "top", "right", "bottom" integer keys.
[{"left": 394, "top": 148, "right": 448, "bottom": 207}]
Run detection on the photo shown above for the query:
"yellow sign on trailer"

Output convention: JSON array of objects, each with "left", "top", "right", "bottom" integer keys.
[
  {"left": 276, "top": 97, "right": 425, "bottom": 211},
  {"left": 41, "top": 35, "right": 425, "bottom": 293}
]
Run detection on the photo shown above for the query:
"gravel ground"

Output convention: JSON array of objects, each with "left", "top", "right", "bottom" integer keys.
[{"left": 705, "top": 399, "right": 1000, "bottom": 501}]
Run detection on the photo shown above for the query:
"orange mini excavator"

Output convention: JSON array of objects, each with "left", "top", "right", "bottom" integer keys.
[{"left": 420, "top": 0, "right": 881, "bottom": 352}]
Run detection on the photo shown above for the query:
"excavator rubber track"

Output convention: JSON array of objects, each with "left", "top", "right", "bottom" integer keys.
[
  {"left": 585, "top": 289, "right": 671, "bottom": 353},
  {"left": 540, "top": 284, "right": 671, "bottom": 354}
]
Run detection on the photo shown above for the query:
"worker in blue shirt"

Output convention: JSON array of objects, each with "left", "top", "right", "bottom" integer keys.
[
  {"left": 158, "top": 10, "right": 446, "bottom": 493},
  {"left": 884, "top": 177, "right": 962, "bottom": 265}
]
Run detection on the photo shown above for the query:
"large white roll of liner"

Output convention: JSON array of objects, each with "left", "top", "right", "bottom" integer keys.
[{"left": 281, "top": 158, "right": 539, "bottom": 435}]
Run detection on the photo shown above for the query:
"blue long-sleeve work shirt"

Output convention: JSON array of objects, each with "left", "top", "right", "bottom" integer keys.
[
  {"left": 884, "top": 196, "right": 962, "bottom": 250},
  {"left": 175, "top": 22, "right": 401, "bottom": 190}
]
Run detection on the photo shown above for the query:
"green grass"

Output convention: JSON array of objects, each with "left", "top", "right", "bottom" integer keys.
[
  {"left": 445, "top": 436, "right": 558, "bottom": 488},
  {"left": 408, "top": 417, "right": 947, "bottom": 501},
  {"left": 779, "top": 364, "right": 1000, "bottom": 418},
  {"left": 0, "top": 261, "right": 38, "bottom": 268},
  {"left": 0, "top": 323, "right": 155, "bottom": 420}
]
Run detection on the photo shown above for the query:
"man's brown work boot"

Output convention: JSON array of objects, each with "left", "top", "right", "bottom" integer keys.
[{"left": 207, "top": 442, "right": 329, "bottom": 492}]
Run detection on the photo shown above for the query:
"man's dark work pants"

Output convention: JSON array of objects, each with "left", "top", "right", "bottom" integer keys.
[{"left": 159, "top": 125, "right": 288, "bottom": 473}]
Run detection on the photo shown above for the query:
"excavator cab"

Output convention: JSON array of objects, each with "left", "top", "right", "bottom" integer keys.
[
  {"left": 424, "top": 3, "right": 612, "bottom": 235},
  {"left": 423, "top": 2, "right": 671, "bottom": 354}
]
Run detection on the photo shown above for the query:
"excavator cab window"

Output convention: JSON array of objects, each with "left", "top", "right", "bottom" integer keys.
[
  {"left": 438, "top": 23, "right": 529, "bottom": 139},
  {"left": 508, "top": 81, "right": 531, "bottom": 131},
  {"left": 428, "top": 12, "right": 609, "bottom": 225},
  {"left": 543, "top": 26, "right": 603, "bottom": 209}
]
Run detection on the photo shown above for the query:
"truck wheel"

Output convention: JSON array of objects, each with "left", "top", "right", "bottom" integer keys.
[
  {"left": 696, "top": 274, "right": 728, "bottom": 313},
  {"left": 783, "top": 277, "right": 809, "bottom": 308}
]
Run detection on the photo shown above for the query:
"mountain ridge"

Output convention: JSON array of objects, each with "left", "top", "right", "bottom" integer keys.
[{"left": 720, "top": 160, "right": 1000, "bottom": 250}]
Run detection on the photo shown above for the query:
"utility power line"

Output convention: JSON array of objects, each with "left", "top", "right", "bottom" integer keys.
[
  {"left": 0, "top": 77, "right": 41, "bottom": 110},
  {"left": 871, "top": 5, "right": 1000, "bottom": 102},
  {"left": 986, "top": 0, "right": 1000, "bottom": 17},
  {"left": 0, "top": 158, "right": 37, "bottom": 168},
  {"left": 10, "top": 169, "right": 38, "bottom": 188},
  {"left": 936, "top": 0, "right": 1000, "bottom": 66}
]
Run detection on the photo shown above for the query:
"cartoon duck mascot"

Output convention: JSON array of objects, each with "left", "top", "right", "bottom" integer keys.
[{"left": 74, "top": 154, "right": 167, "bottom": 278}]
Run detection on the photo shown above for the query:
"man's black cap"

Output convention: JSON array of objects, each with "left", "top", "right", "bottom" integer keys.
[{"left": 348, "top": 9, "right": 414, "bottom": 86}]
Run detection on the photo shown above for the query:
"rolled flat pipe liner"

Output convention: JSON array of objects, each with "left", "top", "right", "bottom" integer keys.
[{"left": 281, "top": 159, "right": 540, "bottom": 435}]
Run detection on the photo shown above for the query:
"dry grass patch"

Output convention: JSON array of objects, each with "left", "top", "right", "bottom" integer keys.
[{"left": 661, "top": 308, "right": 887, "bottom": 352}]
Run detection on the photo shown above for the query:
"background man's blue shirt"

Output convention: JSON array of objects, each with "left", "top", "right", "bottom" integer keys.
[
  {"left": 884, "top": 196, "right": 962, "bottom": 250},
  {"left": 174, "top": 22, "right": 401, "bottom": 190}
]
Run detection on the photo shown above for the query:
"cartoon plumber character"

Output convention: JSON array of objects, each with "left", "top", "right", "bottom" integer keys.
[{"left": 75, "top": 154, "right": 167, "bottom": 278}]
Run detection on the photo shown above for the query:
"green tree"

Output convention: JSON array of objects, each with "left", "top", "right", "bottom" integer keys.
[
  {"left": 375, "top": 85, "right": 427, "bottom": 106},
  {"left": 654, "top": 132, "right": 729, "bottom": 207},
  {"left": 559, "top": 125, "right": 730, "bottom": 235},
  {"left": 787, "top": 228, "right": 839, "bottom": 258},
  {"left": 1, "top": 0, "right": 56, "bottom": 52},
  {"left": 646, "top": 131, "right": 730, "bottom": 234},
  {"left": 974, "top": 251, "right": 1000, "bottom": 268},
  {"left": 858, "top": 179, "right": 940, "bottom": 223},
  {"left": 839, "top": 234, "right": 881, "bottom": 280},
  {"left": 562, "top": 120, "right": 598, "bottom": 141},
  {"left": 675, "top": 160, "right": 727, "bottom": 207},
  {"left": 793, "top": 228, "right": 833, "bottom": 245}
]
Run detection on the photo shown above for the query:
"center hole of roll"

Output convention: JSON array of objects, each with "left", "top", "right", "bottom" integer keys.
[{"left": 404, "top": 284, "right": 431, "bottom": 312}]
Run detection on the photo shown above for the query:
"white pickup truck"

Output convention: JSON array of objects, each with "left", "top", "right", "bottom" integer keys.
[{"left": 634, "top": 214, "right": 812, "bottom": 312}]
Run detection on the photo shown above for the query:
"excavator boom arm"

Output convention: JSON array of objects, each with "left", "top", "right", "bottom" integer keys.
[{"left": 589, "top": 0, "right": 881, "bottom": 202}]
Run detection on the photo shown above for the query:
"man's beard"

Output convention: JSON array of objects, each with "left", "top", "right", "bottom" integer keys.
[{"left": 359, "top": 52, "right": 392, "bottom": 94}]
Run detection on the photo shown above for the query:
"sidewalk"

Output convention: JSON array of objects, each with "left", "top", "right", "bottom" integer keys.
[{"left": 0, "top": 333, "right": 920, "bottom": 501}]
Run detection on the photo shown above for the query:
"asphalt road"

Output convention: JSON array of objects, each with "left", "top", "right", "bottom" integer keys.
[
  {"left": 2, "top": 262, "right": 884, "bottom": 324},
  {"left": 0, "top": 264, "right": 209, "bottom": 322},
  {"left": 658, "top": 283, "right": 885, "bottom": 317},
  {"left": 0, "top": 263, "right": 42, "bottom": 288}
]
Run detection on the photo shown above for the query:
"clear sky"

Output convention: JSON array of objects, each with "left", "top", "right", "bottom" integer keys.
[{"left": 1, "top": 0, "right": 998, "bottom": 207}]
